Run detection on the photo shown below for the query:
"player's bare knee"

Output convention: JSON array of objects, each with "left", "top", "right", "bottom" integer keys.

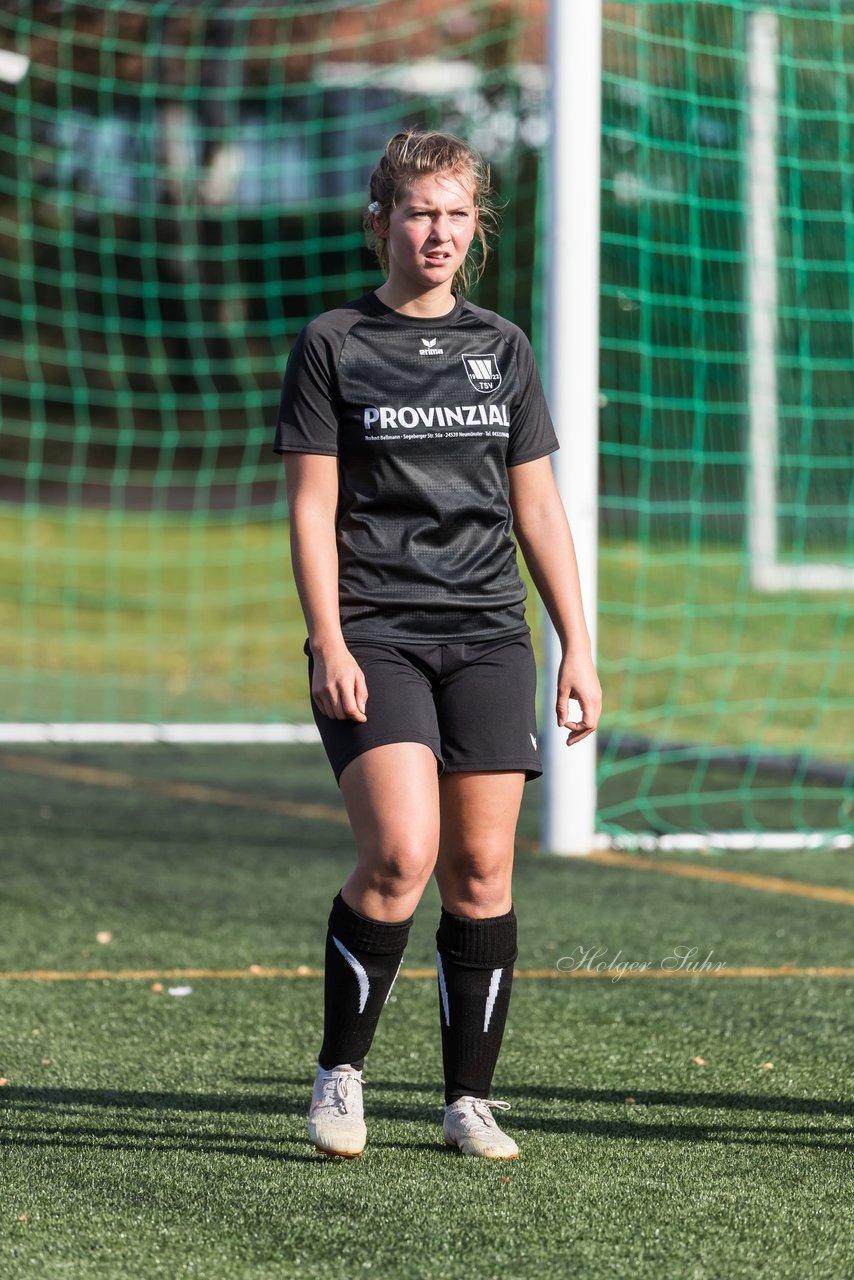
[
  {"left": 367, "top": 844, "right": 436, "bottom": 898},
  {"left": 441, "top": 859, "right": 512, "bottom": 915}
]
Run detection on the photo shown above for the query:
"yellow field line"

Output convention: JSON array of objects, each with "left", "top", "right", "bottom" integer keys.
[
  {"left": 586, "top": 849, "right": 854, "bottom": 907},
  {"left": 2, "top": 752, "right": 853, "bottom": 906},
  {"left": 0, "top": 966, "right": 852, "bottom": 983},
  {"left": 0, "top": 752, "right": 348, "bottom": 825}
]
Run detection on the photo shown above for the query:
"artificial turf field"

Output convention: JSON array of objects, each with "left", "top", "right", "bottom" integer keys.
[{"left": 0, "top": 744, "right": 851, "bottom": 1279}]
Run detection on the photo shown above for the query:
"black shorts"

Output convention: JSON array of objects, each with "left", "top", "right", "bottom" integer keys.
[{"left": 304, "top": 633, "right": 543, "bottom": 786}]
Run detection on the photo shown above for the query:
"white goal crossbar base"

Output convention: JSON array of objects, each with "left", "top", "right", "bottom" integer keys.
[{"left": 0, "top": 722, "right": 321, "bottom": 745}]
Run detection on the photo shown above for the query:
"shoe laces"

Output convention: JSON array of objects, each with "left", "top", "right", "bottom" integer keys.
[
  {"left": 457, "top": 1098, "right": 511, "bottom": 1132},
  {"left": 319, "top": 1068, "right": 364, "bottom": 1115}
]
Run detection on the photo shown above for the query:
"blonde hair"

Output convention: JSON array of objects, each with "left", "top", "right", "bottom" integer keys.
[{"left": 363, "top": 130, "right": 501, "bottom": 295}]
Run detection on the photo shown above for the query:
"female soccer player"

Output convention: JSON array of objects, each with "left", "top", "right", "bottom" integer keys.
[{"left": 275, "top": 130, "right": 601, "bottom": 1160}]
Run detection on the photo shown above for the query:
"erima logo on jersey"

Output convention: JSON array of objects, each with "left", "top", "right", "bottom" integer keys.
[
  {"left": 420, "top": 337, "right": 444, "bottom": 356},
  {"left": 364, "top": 403, "right": 510, "bottom": 430},
  {"left": 462, "top": 352, "right": 502, "bottom": 393}
]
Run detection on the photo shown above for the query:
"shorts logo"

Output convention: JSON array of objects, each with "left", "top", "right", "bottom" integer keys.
[{"left": 462, "top": 353, "right": 502, "bottom": 393}]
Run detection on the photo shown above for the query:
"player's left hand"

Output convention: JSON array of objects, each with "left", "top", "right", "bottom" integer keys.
[{"left": 556, "top": 651, "right": 602, "bottom": 746}]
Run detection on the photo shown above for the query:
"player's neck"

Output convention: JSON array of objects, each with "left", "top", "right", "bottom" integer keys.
[{"left": 374, "top": 280, "right": 457, "bottom": 319}]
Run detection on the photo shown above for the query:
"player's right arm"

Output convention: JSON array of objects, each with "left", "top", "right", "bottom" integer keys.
[{"left": 284, "top": 452, "right": 368, "bottom": 722}]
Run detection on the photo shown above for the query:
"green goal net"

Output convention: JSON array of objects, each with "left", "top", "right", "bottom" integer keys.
[
  {"left": 1, "top": 1, "right": 851, "bottom": 841},
  {"left": 0, "top": 0, "right": 543, "bottom": 724},
  {"left": 596, "top": 1, "right": 852, "bottom": 841}
]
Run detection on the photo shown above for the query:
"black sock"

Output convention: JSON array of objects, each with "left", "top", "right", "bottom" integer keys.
[
  {"left": 436, "top": 906, "right": 518, "bottom": 1106},
  {"left": 318, "top": 890, "right": 413, "bottom": 1071}
]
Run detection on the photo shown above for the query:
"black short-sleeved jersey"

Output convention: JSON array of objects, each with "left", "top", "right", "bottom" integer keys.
[{"left": 273, "top": 291, "right": 559, "bottom": 642}]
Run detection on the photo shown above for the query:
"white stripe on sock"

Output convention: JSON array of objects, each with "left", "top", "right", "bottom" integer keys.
[
  {"left": 384, "top": 956, "right": 403, "bottom": 1005},
  {"left": 333, "top": 935, "right": 370, "bottom": 1014},
  {"left": 437, "top": 949, "right": 450, "bottom": 1026},
  {"left": 483, "top": 967, "right": 503, "bottom": 1032}
]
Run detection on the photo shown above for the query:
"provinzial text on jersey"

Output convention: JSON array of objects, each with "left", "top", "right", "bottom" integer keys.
[{"left": 364, "top": 404, "right": 510, "bottom": 431}]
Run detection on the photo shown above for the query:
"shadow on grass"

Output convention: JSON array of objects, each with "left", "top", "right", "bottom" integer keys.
[
  {"left": 240, "top": 1076, "right": 854, "bottom": 1118},
  {"left": 0, "top": 1087, "right": 448, "bottom": 1161},
  {"left": 3, "top": 1083, "right": 849, "bottom": 1156},
  {"left": 0, "top": 1126, "right": 320, "bottom": 1163},
  {"left": 0, "top": 1086, "right": 316, "bottom": 1162},
  {"left": 241, "top": 1077, "right": 853, "bottom": 1154}
]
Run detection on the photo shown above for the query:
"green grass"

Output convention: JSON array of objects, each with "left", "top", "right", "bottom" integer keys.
[
  {"left": 1, "top": 505, "right": 852, "bottom": 832},
  {"left": 0, "top": 508, "right": 305, "bottom": 722},
  {"left": 599, "top": 541, "right": 853, "bottom": 761},
  {"left": 1, "top": 745, "right": 852, "bottom": 1279},
  {"left": 1, "top": 508, "right": 851, "bottom": 765}
]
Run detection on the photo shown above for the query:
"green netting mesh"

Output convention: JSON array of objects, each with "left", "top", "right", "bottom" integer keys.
[
  {"left": 1, "top": 0, "right": 542, "bottom": 721},
  {"left": 1, "top": 1, "right": 851, "bottom": 837},
  {"left": 596, "top": 1, "right": 853, "bottom": 837}
]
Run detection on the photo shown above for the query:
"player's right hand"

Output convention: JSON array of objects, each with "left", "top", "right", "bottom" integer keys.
[
  {"left": 310, "top": 645, "right": 368, "bottom": 722},
  {"left": 556, "top": 650, "right": 602, "bottom": 746}
]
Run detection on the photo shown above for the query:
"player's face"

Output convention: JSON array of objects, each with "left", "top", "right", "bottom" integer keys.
[{"left": 377, "top": 171, "right": 478, "bottom": 298}]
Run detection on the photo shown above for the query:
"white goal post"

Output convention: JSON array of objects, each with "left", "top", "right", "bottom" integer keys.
[{"left": 542, "top": 0, "right": 603, "bottom": 855}]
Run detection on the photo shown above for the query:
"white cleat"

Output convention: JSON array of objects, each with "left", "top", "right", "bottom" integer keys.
[
  {"left": 443, "top": 1096, "right": 519, "bottom": 1160},
  {"left": 307, "top": 1063, "right": 367, "bottom": 1158}
]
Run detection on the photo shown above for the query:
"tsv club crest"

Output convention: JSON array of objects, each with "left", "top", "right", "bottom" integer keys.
[{"left": 461, "top": 352, "right": 502, "bottom": 394}]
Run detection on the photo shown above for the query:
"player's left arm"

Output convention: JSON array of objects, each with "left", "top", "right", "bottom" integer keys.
[{"left": 508, "top": 455, "right": 602, "bottom": 745}]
